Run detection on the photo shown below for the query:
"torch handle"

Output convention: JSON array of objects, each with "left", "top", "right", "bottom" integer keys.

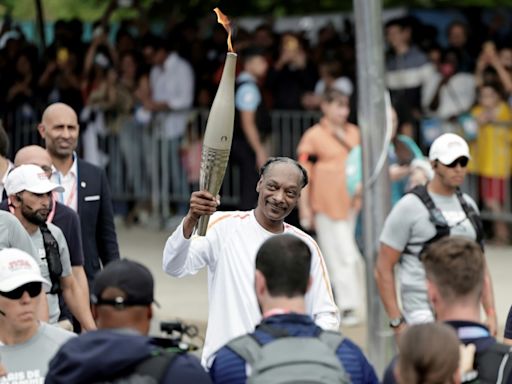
[
  {"left": 196, "top": 145, "right": 231, "bottom": 236},
  {"left": 196, "top": 215, "right": 210, "bottom": 236}
]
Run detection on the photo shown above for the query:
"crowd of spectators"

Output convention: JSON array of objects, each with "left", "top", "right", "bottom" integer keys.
[
  {"left": 1, "top": 8, "right": 512, "bottom": 381},
  {"left": 0, "top": 8, "right": 511, "bottom": 226},
  {"left": 0, "top": 10, "right": 510, "bottom": 125},
  {"left": 0, "top": 15, "right": 355, "bottom": 133},
  {"left": 0, "top": 12, "right": 504, "bottom": 123}
]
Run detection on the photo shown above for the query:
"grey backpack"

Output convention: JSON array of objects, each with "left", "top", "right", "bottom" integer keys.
[{"left": 227, "top": 325, "right": 351, "bottom": 384}]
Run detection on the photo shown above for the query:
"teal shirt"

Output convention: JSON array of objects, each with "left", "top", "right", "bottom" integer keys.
[{"left": 346, "top": 135, "right": 424, "bottom": 205}]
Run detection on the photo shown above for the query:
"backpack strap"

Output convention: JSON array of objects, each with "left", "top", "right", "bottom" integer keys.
[
  {"left": 40, "top": 224, "right": 63, "bottom": 294},
  {"left": 404, "top": 185, "right": 450, "bottom": 256},
  {"left": 455, "top": 188, "right": 485, "bottom": 250},
  {"left": 227, "top": 325, "right": 346, "bottom": 366},
  {"left": 497, "top": 346, "right": 512, "bottom": 384},
  {"left": 226, "top": 334, "right": 263, "bottom": 366},
  {"left": 476, "top": 343, "right": 512, "bottom": 384},
  {"left": 317, "top": 330, "right": 345, "bottom": 353},
  {"left": 133, "top": 349, "right": 179, "bottom": 383},
  {"left": 227, "top": 323, "right": 292, "bottom": 365}
]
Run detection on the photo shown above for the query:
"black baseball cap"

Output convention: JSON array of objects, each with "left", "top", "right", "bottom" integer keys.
[{"left": 91, "top": 259, "right": 158, "bottom": 309}]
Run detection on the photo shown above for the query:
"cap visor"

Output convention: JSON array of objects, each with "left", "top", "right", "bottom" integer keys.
[
  {"left": 438, "top": 153, "right": 470, "bottom": 165},
  {"left": 0, "top": 273, "right": 50, "bottom": 292},
  {"left": 27, "top": 182, "right": 65, "bottom": 194}
]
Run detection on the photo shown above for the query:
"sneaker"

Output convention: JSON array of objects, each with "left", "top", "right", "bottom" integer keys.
[{"left": 341, "top": 309, "right": 361, "bottom": 327}]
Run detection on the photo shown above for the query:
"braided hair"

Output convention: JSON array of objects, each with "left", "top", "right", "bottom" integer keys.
[{"left": 259, "top": 157, "right": 308, "bottom": 188}]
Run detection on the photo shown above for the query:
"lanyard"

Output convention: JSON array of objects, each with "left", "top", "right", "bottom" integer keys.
[
  {"left": 47, "top": 193, "right": 57, "bottom": 223},
  {"left": 55, "top": 153, "right": 79, "bottom": 210},
  {"left": 64, "top": 179, "right": 77, "bottom": 207},
  {"left": 56, "top": 172, "right": 77, "bottom": 208}
]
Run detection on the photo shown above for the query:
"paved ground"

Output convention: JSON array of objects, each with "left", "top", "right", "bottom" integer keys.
[{"left": 117, "top": 222, "right": 512, "bottom": 356}]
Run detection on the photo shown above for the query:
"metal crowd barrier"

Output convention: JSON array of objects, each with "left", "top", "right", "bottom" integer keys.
[
  {"left": 6, "top": 109, "right": 512, "bottom": 225},
  {"left": 4, "top": 109, "right": 43, "bottom": 151},
  {"left": 97, "top": 108, "right": 322, "bottom": 224}
]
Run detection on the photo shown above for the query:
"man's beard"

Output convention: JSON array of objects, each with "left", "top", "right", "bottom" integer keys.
[{"left": 21, "top": 206, "right": 48, "bottom": 226}]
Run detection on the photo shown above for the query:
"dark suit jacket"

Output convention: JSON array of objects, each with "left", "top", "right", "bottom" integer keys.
[
  {"left": 76, "top": 159, "right": 119, "bottom": 282},
  {"left": 0, "top": 199, "right": 84, "bottom": 266}
]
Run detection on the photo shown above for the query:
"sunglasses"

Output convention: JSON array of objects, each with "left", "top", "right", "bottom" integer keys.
[
  {"left": 444, "top": 157, "right": 469, "bottom": 168},
  {"left": 0, "top": 282, "right": 42, "bottom": 300}
]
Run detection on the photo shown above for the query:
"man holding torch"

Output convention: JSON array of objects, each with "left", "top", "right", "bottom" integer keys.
[
  {"left": 163, "top": 157, "right": 339, "bottom": 368},
  {"left": 163, "top": 10, "right": 337, "bottom": 369}
]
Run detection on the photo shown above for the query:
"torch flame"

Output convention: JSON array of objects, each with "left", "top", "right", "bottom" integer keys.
[{"left": 213, "top": 8, "right": 234, "bottom": 53}]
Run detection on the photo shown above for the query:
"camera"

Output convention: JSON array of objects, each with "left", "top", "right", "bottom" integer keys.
[{"left": 151, "top": 320, "right": 200, "bottom": 351}]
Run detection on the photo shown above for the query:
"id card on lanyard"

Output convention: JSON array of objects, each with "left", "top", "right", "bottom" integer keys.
[
  {"left": 57, "top": 175, "right": 77, "bottom": 208},
  {"left": 55, "top": 155, "right": 79, "bottom": 211}
]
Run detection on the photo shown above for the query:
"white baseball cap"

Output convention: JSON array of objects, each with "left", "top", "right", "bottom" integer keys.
[
  {"left": 429, "top": 133, "right": 470, "bottom": 165},
  {"left": 4, "top": 164, "right": 64, "bottom": 196},
  {"left": 0, "top": 248, "right": 50, "bottom": 292}
]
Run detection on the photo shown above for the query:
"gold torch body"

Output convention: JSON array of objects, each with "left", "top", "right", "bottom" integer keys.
[{"left": 196, "top": 52, "right": 237, "bottom": 235}]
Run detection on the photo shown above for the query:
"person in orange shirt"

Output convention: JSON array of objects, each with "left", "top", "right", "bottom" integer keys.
[{"left": 297, "top": 88, "right": 362, "bottom": 325}]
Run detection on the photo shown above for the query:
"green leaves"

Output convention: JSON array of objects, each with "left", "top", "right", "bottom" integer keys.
[{"left": 1, "top": 0, "right": 510, "bottom": 21}]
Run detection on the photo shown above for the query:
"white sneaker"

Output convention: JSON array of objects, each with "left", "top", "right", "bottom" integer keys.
[{"left": 341, "top": 310, "right": 361, "bottom": 327}]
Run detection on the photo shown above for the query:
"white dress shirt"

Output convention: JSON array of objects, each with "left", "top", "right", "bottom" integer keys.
[
  {"left": 51, "top": 155, "right": 78, "bottom": 212},
  {"left": 150, "top": 52, "right": 195, "bottom": 140}
]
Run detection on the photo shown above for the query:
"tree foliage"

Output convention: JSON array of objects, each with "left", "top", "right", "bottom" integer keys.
[{"left": 0, "top": 0, "right": 509, "bottom": 22}]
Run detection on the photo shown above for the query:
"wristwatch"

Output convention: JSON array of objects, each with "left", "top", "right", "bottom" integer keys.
[{"left": 389, "top": 316, "right": 405, "bottom": 329}]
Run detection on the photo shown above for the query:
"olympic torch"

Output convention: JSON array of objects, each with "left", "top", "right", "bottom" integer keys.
[{"left": 196, "top": 8, "right": 237, "bottom": 236}]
